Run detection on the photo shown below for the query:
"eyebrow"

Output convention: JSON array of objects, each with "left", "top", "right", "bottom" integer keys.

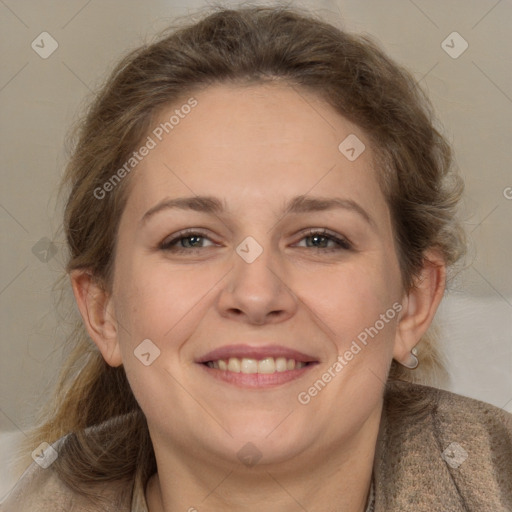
[{"left": 140, "top": 194, "right": 376, "bottom": 229}]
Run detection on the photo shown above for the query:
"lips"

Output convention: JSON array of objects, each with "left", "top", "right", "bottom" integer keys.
[
  {"left": 195, "top": 344, "right": 318, "bottom": 364},
  {"left": 195, "top": 344, "right": 320, "bottom": 388}
]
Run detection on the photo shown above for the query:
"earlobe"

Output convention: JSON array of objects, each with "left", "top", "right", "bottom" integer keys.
[
  {"left": 69, "top": 270, "right": 123, "bottom": 367},
  {"left": 393, "top": 250, "right": 446, "bottom": 366}
]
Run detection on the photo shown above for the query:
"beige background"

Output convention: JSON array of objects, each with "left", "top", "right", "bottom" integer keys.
[{"left": 1, "top": 0, "right": 511, "bottom": 451}]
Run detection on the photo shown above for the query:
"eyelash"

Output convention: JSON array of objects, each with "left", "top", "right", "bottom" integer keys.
[{"left": 159, "top": 228, "right": 353, "bottom": 253}]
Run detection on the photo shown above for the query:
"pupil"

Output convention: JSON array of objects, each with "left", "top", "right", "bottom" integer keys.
[
  {"left": 185, "top": 236, "right": 201, "bottom": 247},
  {"left": 309, "top": 235, "right": 326, "bottom": 247}
]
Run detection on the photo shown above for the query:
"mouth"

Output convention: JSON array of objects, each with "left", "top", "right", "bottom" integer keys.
[{"left": 195, "top": 345, "right": 320, "bottom": 388}]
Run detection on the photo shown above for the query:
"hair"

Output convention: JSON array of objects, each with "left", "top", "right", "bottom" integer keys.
[{"left": 21, "top": 3, "right": 466, "bottom": 505}]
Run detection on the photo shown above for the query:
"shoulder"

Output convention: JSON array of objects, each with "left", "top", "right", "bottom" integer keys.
[
  {"left": 385, "top": 379, "right": 511, "bottom": 420},
  {"left": 0, "top": 436, "right": 135, "bottom": 512},
  {"left": 0, "top": 458, "right": 71, "bottom": 512},
  {"left": 384, "top": 379, "right": 512, "bottom": 439},
  {"left": 374, "top": 380, "right": 512, "bottom": 511}
]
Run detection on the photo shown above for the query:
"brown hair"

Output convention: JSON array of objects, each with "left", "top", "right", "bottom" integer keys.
[{"left": 22, "top": 3, "right": 466, "bottom": 504}]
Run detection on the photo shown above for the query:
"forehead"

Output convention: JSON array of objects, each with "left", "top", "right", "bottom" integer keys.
[
  {"left": 148, "top": 81, "right": 363, "bottom": 160},
  {"left": 124, "top": 82, "right": 385, "bottom": 218}
]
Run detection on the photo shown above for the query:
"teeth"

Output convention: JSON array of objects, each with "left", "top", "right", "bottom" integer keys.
[
  {"left": 227, "top": 357, "right": 241, "bottom": 372},
  {"left": 206, "top": 356, "right": 307, "bottom": 373},
  {"left": 258, "top": 357, "right": 275, "bottom": 374},
  {"left": 275, "top": 357, "right": 288, "bottom": 372},
  {"left": 241, "top": 358, "right": 258, "bottom": 374}
]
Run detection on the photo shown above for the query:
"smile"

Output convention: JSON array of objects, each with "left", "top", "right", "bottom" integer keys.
[
  {"left": 199, "top": 358, "right": 318, "bottom": 388},
  {"left": 205, "top": 356, "right": 309, "bottom": 373}
]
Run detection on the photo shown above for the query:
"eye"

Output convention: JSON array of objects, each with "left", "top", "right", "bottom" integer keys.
[
  {"left": 294, "top": 228, "right": 352, "bottom": 251},
  {"left": 159, "top": 228, "right": 353, "bottom": 254},
  {"left": 159, "top": 229, "right": 216, "bottom": 253}
]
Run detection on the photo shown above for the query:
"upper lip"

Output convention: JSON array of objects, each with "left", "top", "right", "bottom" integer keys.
[{"left": 195, "top": 344, "right": 318, "bottom": 364}]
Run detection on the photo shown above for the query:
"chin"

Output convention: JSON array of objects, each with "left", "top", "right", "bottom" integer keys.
[{"left": 213, "top": 418, "right": 310, "bottom": 462}]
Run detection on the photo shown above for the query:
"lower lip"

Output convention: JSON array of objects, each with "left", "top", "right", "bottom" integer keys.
[{"left": 197, "top": 363, "right": 317, "bottom": 388}]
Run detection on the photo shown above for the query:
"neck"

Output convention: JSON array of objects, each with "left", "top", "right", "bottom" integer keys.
[{"left": 145, "top": 405, "right": 381, "bottom": 512}]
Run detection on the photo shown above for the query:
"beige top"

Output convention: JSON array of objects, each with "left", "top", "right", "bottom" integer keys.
[{"left": 1, "top": 380, "right": 511, "bottom": 511}]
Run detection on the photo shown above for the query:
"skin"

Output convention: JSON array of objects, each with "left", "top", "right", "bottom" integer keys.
[{"left": 71, "top": 82, "right": 445, "bottom": 512}]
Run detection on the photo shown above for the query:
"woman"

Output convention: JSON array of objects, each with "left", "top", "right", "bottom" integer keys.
[{"left": 2, "top": 5, "right": 511, "bottom": 512}]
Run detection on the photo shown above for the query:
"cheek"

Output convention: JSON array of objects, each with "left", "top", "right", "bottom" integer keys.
[
  {"left": 113, "top": 261, "right": 222, "bottom": 351},
  {"left": 302, "top": 262, "right": 401, "bottom": 368},
  {"left": 301, "top": 259, "right": 400, "bottom": 339}
]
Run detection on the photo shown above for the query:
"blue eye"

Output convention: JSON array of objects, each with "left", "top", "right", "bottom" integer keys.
[
  {"left": 159, "top": 228, "right": 352, "bottom": 253},
  {"left": 159, "top": 229, "right": 214, "bottom": 252},
  {"left": 297, "top": 228, "right": 352, "bottom": 251}
]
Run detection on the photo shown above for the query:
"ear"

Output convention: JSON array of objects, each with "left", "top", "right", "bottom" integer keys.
[
  {"left": 70, "top": 270, "right": 123, "bottom": 367},
  {"left": 393, "top": 249, "right": 446, "bottom": 366}
]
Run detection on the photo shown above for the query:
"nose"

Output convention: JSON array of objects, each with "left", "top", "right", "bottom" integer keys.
[{"left": 216, "top": 241, "right": 298, "bottom": 325}]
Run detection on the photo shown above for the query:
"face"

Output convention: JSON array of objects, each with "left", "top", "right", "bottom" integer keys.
[{"left": 109, "top": 82, "right": 405, "bottom": 468}]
